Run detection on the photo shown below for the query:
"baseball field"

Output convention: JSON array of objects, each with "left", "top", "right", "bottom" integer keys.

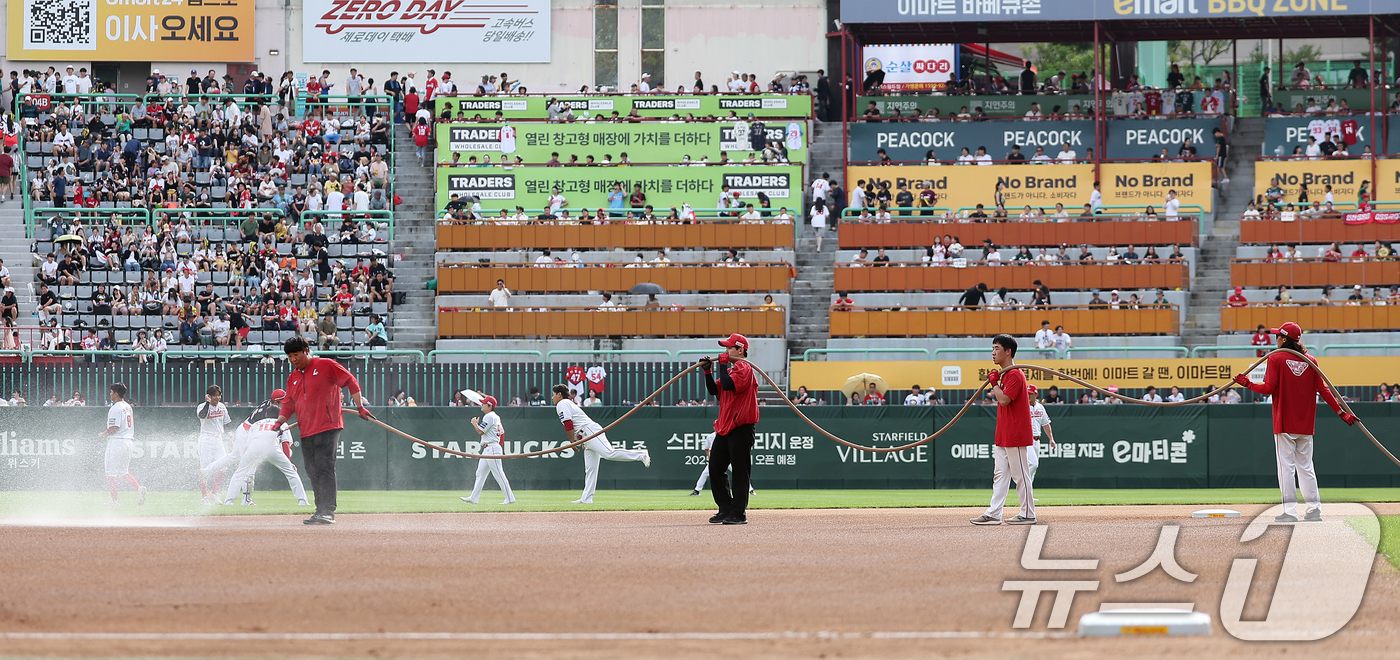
[{"left": 2, "top": 489, "right": 1399, "bottom": 660}]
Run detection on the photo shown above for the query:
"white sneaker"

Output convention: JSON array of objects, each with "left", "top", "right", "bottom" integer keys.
[
  {"left": 201, "top": 497, "right": 215, "bottom": 506},
  {"left": 103, "top": 500, "right": 121, "bottom": 506},
  {"left": 642, "top": 450, "right": 652, "bottom": 468},
  {"left": 572, "top": 499, "right": 592, "bottom": 504},
  {"left": 500, "top": 499, "right": 515, "bottom": 505},
  {"left": 241, "top": 500, "right": 256, "bottom": 506},
  {"left": 460, "top": 497, "right": 478, "bottom": 504},
  {"left": 297, "top": 500, "right": 311, "bottom": 506}
]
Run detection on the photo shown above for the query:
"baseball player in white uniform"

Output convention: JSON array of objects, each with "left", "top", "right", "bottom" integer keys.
[
  {"left": 689, "top": 432, "right": 755, "bottom": 496},
  {"left": 223, "top": 416, "right": 310, "bottom": 506},
  {"left": 98, "top": 382, "right": 146, "bottom": 505},
  {"left": 1025, "top": 384, "right": 1057, "bottom": 487},
  {"left": 196, "top": 385, "right": 232, "bottom": 505},
  {"left": 202, "top": 389, "right": 288, "bottom": 505},
  {"left": 461, "top": 394, "right": 515, "bottom": 504},
  {"left": 551, "top": 384, "right": 650, "bottom": 503}
]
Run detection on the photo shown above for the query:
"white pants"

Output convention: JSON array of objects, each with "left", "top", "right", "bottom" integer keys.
[
  {"left": 105, "top": 438, "right": 132, "bottom": 477},
  {"left": 198, "top": 433, "right": 226, "bottom": 470},
  {"left": 985, "top": 445, "right": 1036, "bottom": 520},
  {"left": 468, "top": 443, "right": 514, "bottom": 503},
  {"left": 580, "top": 434, "right": 647, "bottom": 503},
  {"left": 1275, "top": 433, "right": 1321, "bottom": 517},
  {"left": 1026, "top": 438, "right": 1041, "bottom": 483},
  {"left": 695, "top": 464, "right": 754, "bottom": 493},
  {"left": 225, "top": 431, "right": 308, "bottom": 505}
]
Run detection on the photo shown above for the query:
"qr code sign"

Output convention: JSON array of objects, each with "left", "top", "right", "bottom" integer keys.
[{"left": 24, "top": 0, "right": 98, "bottom": 51}]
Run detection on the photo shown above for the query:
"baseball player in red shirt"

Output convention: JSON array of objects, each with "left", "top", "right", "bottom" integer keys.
[
  {"left": 274, "top": 337, "right": 373, "bottom": 525},
  {"left": 971, "top": 334, "right": 1037, "bottom": 525},
  {"left": 1233, "top": 321, "right": 1357, "bottom": 522},
  {"left": 698, "top": 334, "right": 760, "bottom": 525}
]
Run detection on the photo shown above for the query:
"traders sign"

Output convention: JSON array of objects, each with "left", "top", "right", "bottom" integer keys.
[
  {"left": 302, "top": 0, "right": 550, "bottom": 63},
  {"left": 7, "top": 0, "right": 254, "bottom": 61}
]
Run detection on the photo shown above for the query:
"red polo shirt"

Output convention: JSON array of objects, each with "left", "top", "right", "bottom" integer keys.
[
  {"left": 279, "top": 357, "right": 361, "bottom": 437},
  {"left": 1242, "top": 351, "right": 1343, "bottom": 435},
  {"left": 1251, "top": 331, "right": 1271, "bottom": 357},
  {"left": 713, "top": 358, "right": 759, "bottom": 435},
  {"left": 994, "top": 367, "right": 1033, "bottom": 447}
]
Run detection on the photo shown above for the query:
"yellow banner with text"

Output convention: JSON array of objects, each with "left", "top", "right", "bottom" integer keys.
[
  {"left": 1377, "top": 159, "right": 1400, "bottom": 204},
  {"left": 845, "top": 162, "right": 1210, "bottom": 216},
  {"left": 7, "top": 0, "right": 255, "bottom": 62},
  {"left": 1254, "top": 159, "right": 1368, "bottom": 208},
  {"left": 791, "top": 357, "right": 1396, "bottom": 391}
]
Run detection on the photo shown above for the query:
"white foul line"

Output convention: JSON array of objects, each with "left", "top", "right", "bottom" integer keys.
[{"left": 0, "top": 631, "right": 1078, "bottom": 642}]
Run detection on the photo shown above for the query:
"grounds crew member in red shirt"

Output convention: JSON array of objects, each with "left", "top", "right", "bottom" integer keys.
[
  {"left": 1233, "top": 321, "right": 1357, "bottom": 522},
  {"left": 699, "top": 334, "right": 759, "bottom": 525},
  {"left": 275, "top": 336, "right": 373, "bottom": 525},
  {"left": 971, "top": 334, "right": 1037, "bottom": 525}
]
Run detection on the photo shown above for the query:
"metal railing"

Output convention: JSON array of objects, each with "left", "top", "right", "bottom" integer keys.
[
  {"left": 426, "top": 349, "right": 545, "bottom": 362},
  {"left": 1065, "top": 346, "right": 1189, "bottom": 359},
  {"left": 800, "top": 347, "right": 931, "bottom": 361},
  {"left": 160, "top": 348, "right": 425, "bottom": 363},
  {"left": 1190, "top": 344, "right": 1320, "bottom": 357},
  {"left": 1320, "top": 344, "right": 1400, "bottom": 356},
  {"left": 545, "top": 349, "right": 673, "bottom": 361},
  {"left": 931, "top": 346, "right": 1061, "bottom": 359},
  {"left": 303, "top": 210, "right": 396, "bottom": 240}
]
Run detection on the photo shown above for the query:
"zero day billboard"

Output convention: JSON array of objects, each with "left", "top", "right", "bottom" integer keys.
[
  {"left": 435, "top": 164, "right": 805, "bottom": 212},
  {"left": 841, "top": 0, "right": 1379, "bottom": 22},
  {"left": 438, "top": 94, "right": 813, "bottom": 120},
  {"left": 436, "top": 122, "right": 808, "bottom": 165},
  {"left": 302, "top": 0, "right": 550, "bottom": 63},
  {"left": 851, "top": 118, "right": 1221, "bottom": 162},
  {"left": 6, "top": 0, "right": 255, "bottom": 61}
]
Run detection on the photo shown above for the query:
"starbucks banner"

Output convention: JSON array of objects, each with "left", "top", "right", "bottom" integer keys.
[
  {"left": 435, "top": 164, "right": 805, "bottom": 211},
  {"left": 438, "top": 94, "right": 813, "bottom": 120},
  {"left": 436, "top": 122, "right": 808, "bottom": 165}
]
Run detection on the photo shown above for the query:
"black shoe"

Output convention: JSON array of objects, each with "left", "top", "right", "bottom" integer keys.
[
  {"left": 1274, "top": 513, "right": 1298, "bottom": 523},
  {"left": 709, "top": 512, "right": 729, "bottom": 524},
  {"left": 689, "top": 490, "right": 700, "bottom": 496},
  {"left": 722, "top": 514, "right": 748, "bottom": 525},
  {"left": 304, "top": 514, "right": 335, "bottom": 525}
]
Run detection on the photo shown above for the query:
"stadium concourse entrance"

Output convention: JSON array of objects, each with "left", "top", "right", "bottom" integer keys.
[{"left": 91, "top": 63, "right": 149, "bottom": 95}]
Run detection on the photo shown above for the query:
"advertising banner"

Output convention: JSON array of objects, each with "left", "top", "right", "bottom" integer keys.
[
  {"left": 1254, "top": 159, "right": 1369, "bottom": 206},
  {"left": 935, "top": 405, "right": 1208, "bottom": 488},
  {"left": 1343, "top": 211, "right": 1400, "bottom": 225},
  {"left": 1389, "top": 116, "right": 1400, "bottom": 155},
  {"left": 301, "top": 0, "right": 550, "bottom": 63},
  {"left": 438, "top": 94, "right": 813, "bottom": 120},
  {"left": 841, "top": 0, "right": 1378, "bottom": 23},
  {"left": 435, "top": 164, "right": 805, "bottom": 211},
  {"left": 845, "top": 164, "right": 1094, "bottom": 213},
  {"left": 1103, "top": 117, "right": 1223, "bottom": 159},
  {"left": 1378, "top": 159, "right": 1400, "bottom": 203},
  {"left": 850, "top": 121, "right": 1095, "bottom": 163},
  {"left": 1262, "top": 116, "right": 1372, "bottom": 157},
  {"left": 1099, "top": 161, "right": 1213, "bottom": 212},
  {"left": 790, "top": 356, "right": 1400, "bottom": 391},
  {"left": 1274, "top": 88, "right": 1382, "bottom": 114},
  {"left": 862, "top": 44, "right": 958, "bottom": 92},
  {"left": 859, "top": 95, "right": 1101, "bottom": 118},
  {"left": 436, "top": 122, "right": 807, "bottom": 165},
  {"left": 6, "top": 0, "right": 254, "bottom": 61}
]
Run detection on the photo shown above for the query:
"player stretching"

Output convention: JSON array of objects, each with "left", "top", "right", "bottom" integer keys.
[
  {"left": 98, "top": 383, "right": 146, "bottom": 506},
  {"left": 461, "top": 394, "right": 515, "bottom": 505},
  {"left": 552, "top": 384, "right": 650, "bottom": 504},
  {"left": 222, "top": 412, "right": 310, "bottom": 507},
  {"left": 689, "top": 432, "right": 755, "bottom": 497},
  {"left": 1233, "top": 322, "right": 1356, "bottom": 522},
  {"left": 970, "top": 335, "right": 1036, "bottom": 525},
  {"left": 196, "top": 385, "right": 232, "bottom": 505}
]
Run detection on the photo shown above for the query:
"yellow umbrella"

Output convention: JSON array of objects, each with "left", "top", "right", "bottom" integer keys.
[{"left": 841, "top": 373, "right": 888, "bottom": 400}]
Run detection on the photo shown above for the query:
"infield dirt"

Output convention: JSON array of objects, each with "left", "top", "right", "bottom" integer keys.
[{"left": 2, "top": 504, "right": 1398, "bottom": 659}]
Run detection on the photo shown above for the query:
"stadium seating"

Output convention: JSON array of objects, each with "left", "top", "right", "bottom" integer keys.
[
  {"left": 829, "top": 305, "right": 1178, "bottom": 337},
  {"left": 838, "top": 218, "right": 1196, "bottom": 249},
  {"left": 438, "top": 219, "right": 794, "bottom": 251},
  {"left": 1221, "top": 302, "right": 1400, "bottom": 333},
  {"left": 1241, "top": 215, "right": 1400, "bottom": 245},
  {"left": 834, "top": 262, "right": 1188, "bottom": 292},
  {"left": 436, "top": 263, "right": 791, "bottom": 294},
  {"left": 1230, "top": 259, "right": 1400, "bottom": 288},
  {"left": 438, "top": 308, "right": 783, "bottom": 338}
]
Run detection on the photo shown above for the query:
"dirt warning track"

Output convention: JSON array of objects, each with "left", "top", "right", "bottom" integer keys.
[{"left": 2, "top": 505, "right": 1397, "bottom": 659}]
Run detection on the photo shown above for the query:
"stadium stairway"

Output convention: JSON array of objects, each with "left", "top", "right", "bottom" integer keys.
[
  {"left": 1182, "top": 116, "right": 1260, "bottom": 348},
  {"left": 809, "top": 121, "right": 845, "bottom": 191},
  {"left": 386, "top": 123, "right": 439, "bottom": 357},
  {"left": 788, "top": 232, "right": 836, "bottom": 361},
  {"left": 0, "top": 204, "right": 36, "bottom": 324}
]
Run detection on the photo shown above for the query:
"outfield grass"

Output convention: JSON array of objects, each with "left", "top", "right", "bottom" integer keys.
[{"left": 1, "top": 488, "right": 1397, "bottom": 518}]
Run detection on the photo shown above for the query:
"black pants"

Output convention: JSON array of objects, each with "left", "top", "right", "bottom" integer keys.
[
  {"left": 300, "top": 429, "right": 341, "bottom": 515},
  {"left": 710, "top": 423, "right": 755, "bottom": 517}
]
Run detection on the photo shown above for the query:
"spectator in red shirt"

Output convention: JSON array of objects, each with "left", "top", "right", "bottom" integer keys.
[
  {"left": 1251, "top": 324, "right": 1271, "bottom": 357},
  {"left": 1233, "top": 322, "right": 1356, "bottom": 522},
  {"left": 862, "top": 382, "right": 885, "bottom": 405},
  {"left": 334, "top": 284, "right": 355, "bottom": 316},
  {"left": 412, "top": 117, "right": 431, "bottom": 166},
  {"left": 1322, "top": 242, "right": 1343, "bottom": 262},
  {"left": 275, "top": 336, "right": 373, "bottom": 524},
  {"left": 0, "top": 146, "right": 15, "bottom": 200},
  {"left": 971, "top": 334, "right": 1036, "bottom": 525},
  {"left": 1228, "top": 286, "right": 1249, "bottom": 308},
  {"left": 1350, "top": 245, "right": 1368, "bottom": 261},
  {"left": 698, "top": 333, "right": 759, "bottom": 525},
  {"left": 832, "top": 292, "right": 854, "bottom": 311}
]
